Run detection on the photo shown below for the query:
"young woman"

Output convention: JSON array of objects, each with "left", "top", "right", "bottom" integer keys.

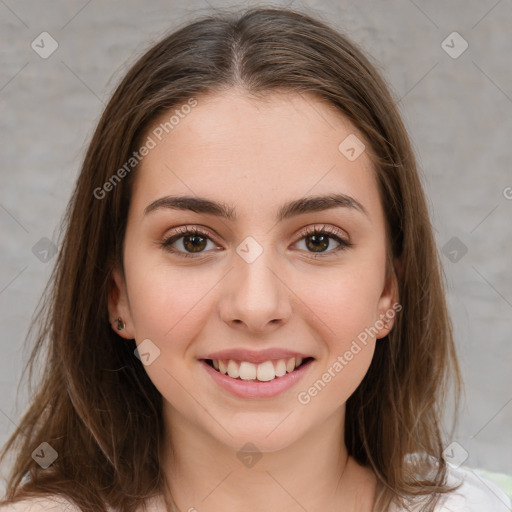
[{"left": 1, "top": 6, "right": 510, "bottom": 512}]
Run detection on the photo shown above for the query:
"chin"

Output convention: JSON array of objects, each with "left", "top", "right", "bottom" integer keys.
[{"left": 210, "top": 417, "right": 306, "bottom": 454}]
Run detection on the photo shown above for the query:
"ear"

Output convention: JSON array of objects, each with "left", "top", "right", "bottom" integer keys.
[
  {"left": 107, "top": 265, "right": 135, "bottom": 340},
  {"left": 375, "top": 259, "right": 400, "bottom": 339}
]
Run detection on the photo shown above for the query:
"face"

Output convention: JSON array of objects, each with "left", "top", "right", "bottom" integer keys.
[{"left": 108, "top": 88, "right": 398, "bottom": 453}]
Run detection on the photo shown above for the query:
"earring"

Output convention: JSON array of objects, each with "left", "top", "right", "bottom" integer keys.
[{"left": 115, "top": 317, "right": 125, "bottom": 331}]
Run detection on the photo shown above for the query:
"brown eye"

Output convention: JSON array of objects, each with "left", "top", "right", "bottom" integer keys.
[
  {"left": 161, "top": 227, "right": 218, "bottom": 258},
  {"left": 160, "top": 224, "right": 352, "bottom": 260},
  {"left": 181, "top": 234, "right": 208, "bottom": 253},
  {"left": 304, "top": 232, "right": 330, "bottom": 252},
  {"left": 294, "top": 225, "right": 352, "bottom": 257}
]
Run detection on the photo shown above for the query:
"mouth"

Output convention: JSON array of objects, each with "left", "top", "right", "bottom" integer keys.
[{"left": 201, "top": 356, "right": 315, "bottom": 382}]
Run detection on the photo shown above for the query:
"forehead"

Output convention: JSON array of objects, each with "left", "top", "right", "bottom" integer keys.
[{"left": 130, "top": 88, "right": 382, "bottom": 224}]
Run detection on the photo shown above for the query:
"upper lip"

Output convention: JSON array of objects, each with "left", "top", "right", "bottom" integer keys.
[{"left": 198, "top": 348, "right": 313, "bottom": 364}]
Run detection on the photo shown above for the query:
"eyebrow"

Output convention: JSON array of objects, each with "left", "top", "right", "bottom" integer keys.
[{"left": 144, "top": 193, "right": 369, "bottom": 222}]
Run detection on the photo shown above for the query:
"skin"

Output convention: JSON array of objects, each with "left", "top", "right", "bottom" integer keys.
[{"left": 108, "top": 88, "right": 398, "bottom": 512}]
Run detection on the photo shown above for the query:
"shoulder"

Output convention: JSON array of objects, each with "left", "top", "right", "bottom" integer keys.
[
  {"left": 0, "top": 494, "right": 165, "bottom": 512},
  {"left": 0, "top": 495, "right": 81, "bottom": 511},
  {"left": 433, "top": 464, "right": 512, "bottom": 511},
  {"left": 389, "top": 455, "right": 512, "bottom": 511}
]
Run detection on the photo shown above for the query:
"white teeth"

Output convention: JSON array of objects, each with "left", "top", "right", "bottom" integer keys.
[
  {"left": 239, "top": 361, "right": 257, "bottom": 380},
  {"left": 210, "top": 357, "right": 307, "bottom": 382},
  {"left": 256, "top": 361, "right": 276, "bottom": 382},
  {"left": 275, "top": 359, "right": 287, "bottom": 377},
  {"left": 227, "top": 360, "right": 240, "bottom": 379}
]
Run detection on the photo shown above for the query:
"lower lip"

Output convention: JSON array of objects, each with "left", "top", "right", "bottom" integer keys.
[{"left": 200, "top": 359, "right": 313, "bottom": 399}]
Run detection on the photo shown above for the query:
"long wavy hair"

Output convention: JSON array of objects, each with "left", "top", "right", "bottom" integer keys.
[{"left": 0, "top": 6, "right": 462, "bottom": 512}]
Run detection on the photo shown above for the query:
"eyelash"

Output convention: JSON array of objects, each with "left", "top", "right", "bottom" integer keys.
[{"left": 160, "top": 225, "right": 353, "bottom": 259}]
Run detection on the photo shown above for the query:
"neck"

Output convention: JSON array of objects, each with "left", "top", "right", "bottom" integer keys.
[{"left": 159, "top": 404, "right": 376, "bottom": 512}]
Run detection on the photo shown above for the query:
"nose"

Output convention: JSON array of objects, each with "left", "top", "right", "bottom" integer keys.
[{"left": 218, "top": 244, "right": 292, "bottom": 334}]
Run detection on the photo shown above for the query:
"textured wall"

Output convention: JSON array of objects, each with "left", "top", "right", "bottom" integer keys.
[{"left": 1, "top": 0, "right": 511, "bottom": 489}]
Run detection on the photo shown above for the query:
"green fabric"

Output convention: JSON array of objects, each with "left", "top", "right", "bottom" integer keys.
[{"left": 473, "top": 468, "right": 512, "bottom": 501}]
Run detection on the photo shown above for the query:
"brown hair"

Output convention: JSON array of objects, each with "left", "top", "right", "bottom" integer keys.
[{"left": 0, "top": 5, "right": 462, "bottom": 512}]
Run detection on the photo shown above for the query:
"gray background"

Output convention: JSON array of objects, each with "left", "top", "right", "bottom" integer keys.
[{"left": 0, "top": 0, "right": 511, "bottom": 489}]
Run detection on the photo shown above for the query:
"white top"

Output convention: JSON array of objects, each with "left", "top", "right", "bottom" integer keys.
[
  {"left": 0, "top": 464, "right": 510, "bottom": 511},
  {"left": 389, "top": 463, "right": 512, "bottom": 511}
]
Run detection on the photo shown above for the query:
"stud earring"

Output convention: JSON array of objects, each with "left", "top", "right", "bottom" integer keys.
[{"left": 115, "top": 317, "right": 125, "bottom": 331}]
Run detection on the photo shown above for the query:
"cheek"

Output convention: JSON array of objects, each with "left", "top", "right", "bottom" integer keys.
[
  {"left": 125, "top": 262, "right": 213, "bottom": 401},
  {"left": 125, "top": 255, "right": 215, "bottom": 348},
  {"left": 293, "top": 260, "right": 384, "bottom": 399},
  {"left": 295, "top": 272, "right": 379, "bottom": 409},
  {"left": 298, "top": 264, "right": 384, "bottom": 341}
]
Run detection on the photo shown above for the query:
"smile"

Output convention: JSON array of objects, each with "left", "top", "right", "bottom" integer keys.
[{"left": 204, "top": 357, "right": 313, "bottom": 382}]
